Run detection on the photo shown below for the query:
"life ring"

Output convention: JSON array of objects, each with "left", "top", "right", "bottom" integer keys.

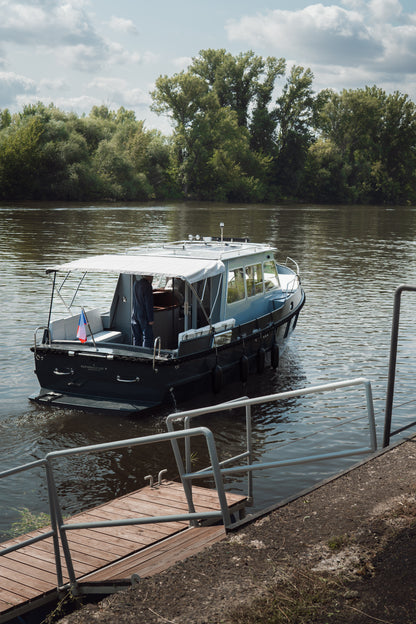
[
  {"left": 271, "top": 343, "right": 280, "bottom": 369},
  {"left": 240, "top": 355, "right": 249, "bottom": 382},
  {"left": 212, "top": 364, "right": 223, "bottom": 393},
  {"left": 257, "top": 347, "right": 266, "bottom": 374}
]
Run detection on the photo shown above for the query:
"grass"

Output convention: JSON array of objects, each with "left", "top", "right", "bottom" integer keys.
[
  {"left": 8, "top": 507, "right": 51, "bottom": 537},
  {"left": 228, "top": 570, "right": 345, "bottom": 624},
  {"left": 327, "top": 534, "right": 350, "bottom": 551}
]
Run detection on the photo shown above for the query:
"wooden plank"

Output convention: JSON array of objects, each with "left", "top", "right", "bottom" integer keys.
[
  {"left": 0, "top": 483, "right": 246, "bottom": 620},
  {"left": 82, "top": 525, "right": 226, "bottom": 582},
  {"left": 0, "top": 557, "right": 57, "bottom": 585},
  {"left": 0, "top": 588, "right": 26, "bottom": 608},
  {"left": 0, "top": 565, "right": 50, "bottom": 597}
]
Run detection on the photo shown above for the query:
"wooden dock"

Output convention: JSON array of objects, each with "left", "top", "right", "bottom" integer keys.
[{"left": 0, "top": 481, "right": 246, "bottom": 623}]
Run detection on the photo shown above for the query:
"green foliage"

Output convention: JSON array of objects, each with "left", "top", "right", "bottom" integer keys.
[
  {"left": 8, "top": 507, "right": 51, "bottom": 537},
  {"left": 0, "top": 115, "right": 44, "bottom": 198},
  {"left": 151, "top": 49, "right": 287, "bottom": 201},
  {"left": 1, "top": 54, "right": 416, "bottom": 204},
  {"left": 306, "top": 86, "right": 416, "bottom": 204},
  {"left": 328, "top": 534, "right": 349, "bottom": 550},
  {"left": 0, "top": 101, "right": 172, "bottom": 201},
  {"left": 0, "top": 108, "right": 12, "bottom": 129}
]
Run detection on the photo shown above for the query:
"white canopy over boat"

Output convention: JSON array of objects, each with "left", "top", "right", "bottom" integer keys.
[{"left": 46, "top": 254, "right": 226, "bottom": 284}]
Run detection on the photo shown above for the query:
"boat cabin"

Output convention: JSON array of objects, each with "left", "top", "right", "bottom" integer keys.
[{"left": 43, "top": 238, "right": 299, "bottom": 357}]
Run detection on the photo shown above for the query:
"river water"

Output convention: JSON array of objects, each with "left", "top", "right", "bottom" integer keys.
[{"left": 1, "top": 202, "right": 416, "bottom": 537}]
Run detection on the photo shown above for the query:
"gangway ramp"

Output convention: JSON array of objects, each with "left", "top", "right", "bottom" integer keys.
[{"left": 0, "top": 481, "right": 246, "bottom": 623}]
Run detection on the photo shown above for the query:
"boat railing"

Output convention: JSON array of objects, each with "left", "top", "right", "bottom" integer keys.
[
  {"left": 166, "top": 377, "right": 377, "bottom": 506},
  {"left": 284, "top": 256, "right": 300, "bottom": 276},
  {"left": 0, "top": 427, "right": 231, "bottom": 593},
  {"left": 383, "top": 284, "right": 416, "bottom": 447},
  {"left": 33, "top": 326, "right": 51, "bottom": 356},
  {"left": 281, "top": 256, "right": 301, "bottom": 293},
  {"left": 153, "top": 335, "right": 162, "bottom": 370}
]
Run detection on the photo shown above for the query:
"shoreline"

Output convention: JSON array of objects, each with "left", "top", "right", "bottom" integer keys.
[{"left": 59, "top": 433, "right": 416, "bottom": 623}]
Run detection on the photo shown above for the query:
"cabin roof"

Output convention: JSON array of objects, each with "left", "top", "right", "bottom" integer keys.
[
  {"left": 46, "top": 240, "right": 276, "bottom": 284},
  {"left": 127, "top": 239, "right": 275, "bottom": 261}
]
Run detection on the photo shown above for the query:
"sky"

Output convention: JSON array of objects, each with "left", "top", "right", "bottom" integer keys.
[{"left": 1, "top": 0, "right": 416, "bottom": 134}]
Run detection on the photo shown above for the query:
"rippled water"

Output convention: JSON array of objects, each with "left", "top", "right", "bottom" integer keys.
[{"left": 1, "top": 202, "right": 416, "bottom": 537}]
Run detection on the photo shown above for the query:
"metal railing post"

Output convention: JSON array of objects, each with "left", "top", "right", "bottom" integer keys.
[
  {"left": 44, "top": 460, "right": 65, "bottom": 588},
  {"left": 364, "top": 380, "right": 377, "bottom": 452},
  {"left": 246, "top": 404, "right": 253, "bottom": 503},
  {"left": 383, "top": 285, "right": 416, "bottom": 447},
  {"left": 167, "top": 431, "right": 197, "bottom": 523},
  {"left": 201, "top": 428, "right": 231, "bottom": 527},
  {"left": 45, "top": 456, "right": 78, "bottom": 590}
]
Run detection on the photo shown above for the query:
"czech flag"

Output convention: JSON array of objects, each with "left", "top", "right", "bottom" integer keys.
[{"left": 77, "top": 309, "right": 87, "bottom": 343}]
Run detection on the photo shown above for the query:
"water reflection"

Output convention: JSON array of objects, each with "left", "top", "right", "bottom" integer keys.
[{"left": 1, "top": 202, "right": 416, "bottom": 537}]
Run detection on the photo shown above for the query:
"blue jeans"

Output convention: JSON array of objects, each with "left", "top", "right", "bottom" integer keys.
[{"left": 132, "top": 319, "right": 154, "bottom": 348}]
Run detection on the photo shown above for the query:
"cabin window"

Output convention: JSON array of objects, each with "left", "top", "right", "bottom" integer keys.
[
  {"left": 245, "top": 264, "right": 263, "bottom": 297},
  {"left": 227, "top": 268, "right": 245, "bottom": 303},
  {"left": 263, "top": 260, "right": 280, "bottom": 291}
]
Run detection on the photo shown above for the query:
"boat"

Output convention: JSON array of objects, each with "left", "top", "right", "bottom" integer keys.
[{"left": 30, "top": 226, "right": 305, "bottom": 413}]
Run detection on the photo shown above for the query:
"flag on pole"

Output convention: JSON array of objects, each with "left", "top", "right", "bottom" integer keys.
[{"left": 77, "top": 309, "right": 88, "bottom": 343}]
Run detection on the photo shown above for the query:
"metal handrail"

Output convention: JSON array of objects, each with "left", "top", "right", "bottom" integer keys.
[
  {"left": 167, "top": 377, "right": 377, "bottom": 500},
  {"left": 33, "top": 326, "right": 50, "bottom": 355},
  {"left": 1, "top": 378, "right": 378, "bottom": 594},
  {"left": 0, "top": 458, "right": 65, "bottom": 587},
  {"left": 383, "top": 284, "right": 416, "bottom": 447},
  {"left": 153, "top": 335, "right": 161, "bottom": 370},
  {"left": 0, "top": 427, "right": 230, "bottom": 592},
  {"left": 285, "top": 256, "right": 300, "bottom": 276}
]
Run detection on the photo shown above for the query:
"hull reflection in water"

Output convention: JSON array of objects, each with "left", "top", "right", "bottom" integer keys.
[{"left": 31, "top": 231, "right": 305, "bottom": 414}]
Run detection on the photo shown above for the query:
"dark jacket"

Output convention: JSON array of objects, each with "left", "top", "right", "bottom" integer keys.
[{"left": 132, "top": 277, "right": 154, "bottom": 324}]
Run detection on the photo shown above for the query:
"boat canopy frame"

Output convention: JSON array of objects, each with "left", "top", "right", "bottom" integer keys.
[
  {"left": 44, "top": 254, "right": 227, "bottom": 339},
  {"left": 46, "top": 254, "right": 226, "bottom": 284}
]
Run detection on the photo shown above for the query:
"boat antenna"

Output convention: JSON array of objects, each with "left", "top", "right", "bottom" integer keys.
[{"left": 220, "top": 222, "right": 224, "bottom": 243}]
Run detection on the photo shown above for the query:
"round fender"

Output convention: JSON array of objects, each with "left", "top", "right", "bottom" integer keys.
[
  {"left": 257, "top": 347, "right": 266, "bottom": 374},
  {"left": 212, "top": 364, "right": 223, "bottom": 393},
  {"left": 240, "top": 355, "right": 249, "bottom": 382},
  {"left": 271, "top": 343, "right": 280, "bottom": 369}
]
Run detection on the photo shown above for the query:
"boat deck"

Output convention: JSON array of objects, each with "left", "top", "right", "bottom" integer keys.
[{"left": 0, "top": 481, "right": 246, "bottom": 623}]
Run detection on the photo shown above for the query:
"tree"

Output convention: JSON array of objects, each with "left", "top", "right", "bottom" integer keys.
[
  {"left": 190, "top": 49, "right": 285, "bottom": 133},
  {"left": 0, "top": 117, "right": 44, "bottom": 198},
  {"left": 151, "top": 49, "right": 284, "bottom": 200},
  {"left": 310, "top": 86, "right": 416, "bottom": 204},
  {"left": 273, "top": 66, "right": 316, "bottom": 197},
  {"left": 0, "top": 109, "right": 11, "bottom": 129}
]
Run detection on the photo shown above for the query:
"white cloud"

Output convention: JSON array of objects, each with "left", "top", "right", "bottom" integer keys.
[
  {"left": 39, "top": 78, "right": 67, "bottom": 91},
  {"left": 226, "top": 2, "right": 416, "bottom": 100},
  {"left": 0, "top": 1, "right": 138, "bottom": 72},
  {"left": 368, "top": 0, "right": 402, "bottom": 22},
  {"left": 15, "top": 92, "right": 99, "bottom": 114},
  {"left": 0, "top": 71, "right": 37, "bottom": 106},
  {"left": 172, "top": 56, "right": 192, "bottom": 71},
  {"left": 0, "top": 0, "right": 99, "bottom": 47},
  {"left": 59, "top": 43, "right": 108, "bottom": 72},
  {"left": 227, "top": 5, "right": 382, "bottom": 66},
  {"left": 108, "top": 16, "right": 138, "bottom": 35},
  {"left": 107, "top": 41, "right": 142, "bottom": 65},
  {"left": 88, "top": 76, "right": 151, "bottom": 108}
]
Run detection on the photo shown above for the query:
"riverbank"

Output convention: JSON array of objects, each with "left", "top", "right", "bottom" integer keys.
[{"left": 58, "top": 433, "right": 416, "bottom": 624}]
